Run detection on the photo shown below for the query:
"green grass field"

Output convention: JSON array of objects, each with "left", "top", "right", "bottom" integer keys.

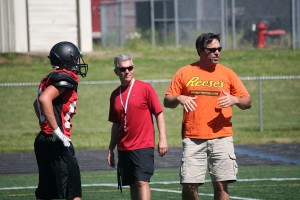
[
  {"left": 0, "top": 166, "right": 299, "bottom": 200},
  {"left": 0, "top": 48, "right": 300, "bottom": 152}
]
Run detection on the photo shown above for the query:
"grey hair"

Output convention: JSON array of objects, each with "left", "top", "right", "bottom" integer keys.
[{"left": 114, "top": 54, "right": 133, "bottom": 68}]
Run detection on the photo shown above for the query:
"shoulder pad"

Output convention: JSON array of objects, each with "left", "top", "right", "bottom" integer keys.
[{"left": 49, "top": 72, "right": 78, "bottom": 89}]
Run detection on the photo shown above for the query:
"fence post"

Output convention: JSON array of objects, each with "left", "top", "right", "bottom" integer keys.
[
  {"left": 174, "top": 0, "right": 179, "bottom": 47},
  {"left": 258, "top": 78, "right": 263, "bottom": 132},
  {"left": 150, "top": 0, "right": 155, "bottom": 48}
]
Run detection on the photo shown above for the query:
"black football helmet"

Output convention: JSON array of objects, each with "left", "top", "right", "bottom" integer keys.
[{"left": 48, "top": 41, "right": 88, "bottom": 77}]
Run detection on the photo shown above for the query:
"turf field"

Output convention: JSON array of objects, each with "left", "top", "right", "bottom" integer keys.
[{"left": 0, "top": 166, "right": 299, "bottom": 200}]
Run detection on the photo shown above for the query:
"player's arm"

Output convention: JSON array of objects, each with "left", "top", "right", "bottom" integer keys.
[
  {"left": 38, "top": 85, "right": 65, "bottom": 130},
  {"left": 41, "top": 71, "right": 76, "bottom": 130},
  {"left": 155, "top": 112, "right": 168, "bottom": 157},
  {"left": 164, "top": 94, "right": 197, "bottom": 112},
  {"left": 39, "top": 85, "right": 71, "bottom": 147},
  {"left": 107, "top": 123, "right": 118, "bottom": 167}
]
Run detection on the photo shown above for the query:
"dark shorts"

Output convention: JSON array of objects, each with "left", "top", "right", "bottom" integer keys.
[
  {"left": 118, "top": 148, "right": 154, "bottom": 186},
  {"left": 34, "top": 132, "right": 82, "bottom": 199}
]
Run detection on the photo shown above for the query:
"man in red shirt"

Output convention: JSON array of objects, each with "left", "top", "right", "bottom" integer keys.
[
  {"left": 107, "top": 54, "right": 168, "bottom": 200},
  {"left": 164, "top": 33, "right": 251, "bottom": 200}
]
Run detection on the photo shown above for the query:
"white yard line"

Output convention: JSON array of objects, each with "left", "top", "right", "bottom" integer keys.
[
  {"left": 1, "top": 178, "right": 299, "bottom": 191},
  {"left": 1, "top": 178, "right": 299, "bottom": 199}
]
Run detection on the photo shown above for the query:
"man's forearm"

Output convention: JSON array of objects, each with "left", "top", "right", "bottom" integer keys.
[
  {"left": 164, "top": 95, "right": 180, "bottom": 108},
  {"left": 236, "top": 97, "right": 252, "bottom": 110}
]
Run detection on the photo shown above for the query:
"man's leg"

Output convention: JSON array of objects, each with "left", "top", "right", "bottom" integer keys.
[
  {"left": 208, "top": 137, "right": 236, "bottom": 200},
  {"left": 129, "top": 181, "right": 151, "bottom": 200},
  {"left": 137, "top": 181, "right": 150, "bottom": 200},
  {"left": 129, "top": 148, "right": 153, "bottom": 200},
  {"left": 130, "top": 184, "right": 138, "bottom": 200},
  {"left": 212, "top": 181, "right": 229, "bottom": 200},
  {"left": 180, "top": 139, "right": 207, "bottom": 200},
  {"left": 182, "top": 183, "right": 199, "bottom": 200}
]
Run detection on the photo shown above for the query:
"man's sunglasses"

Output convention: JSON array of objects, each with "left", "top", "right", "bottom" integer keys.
[
  {"left": 204, "top": 47, "right": 222, "bottom": 53},
  {"left": 118, "top": 66, "right": 134, "bottom": 72}
]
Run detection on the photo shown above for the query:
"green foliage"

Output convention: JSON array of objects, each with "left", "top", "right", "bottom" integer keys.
[{"left": 0, "top": 49, "right": 300, "bottom": 153}]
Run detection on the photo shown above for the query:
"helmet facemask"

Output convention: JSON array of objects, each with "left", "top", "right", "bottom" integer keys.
[{"left": 72, "top": 55, "right": 88, "bottom": 78}]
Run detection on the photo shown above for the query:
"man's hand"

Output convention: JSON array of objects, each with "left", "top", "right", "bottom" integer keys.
[
  {"left": 177, "top": 95, "right": 198, "bottom": 112},
  {"left": 107, "top": 149, "right": 115, "bottom": 168},
  {"left": 52, "top": 127, "right": 71, "bottom": 147},
  {"left": 217, "top": 90, "right": 237, "bottom": 108},
  {"left": 158, "top": 140, "right": 168, "bottom": 157}
]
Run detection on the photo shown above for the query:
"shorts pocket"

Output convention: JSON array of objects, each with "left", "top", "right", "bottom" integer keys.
[
  {"left": 181, "top": 154, "right": 207, "bottom": 183},
  {"left": 229, "top": 154, "right": 238, "bottom": 175}
]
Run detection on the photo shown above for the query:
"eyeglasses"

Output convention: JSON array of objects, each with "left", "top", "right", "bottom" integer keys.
[
  {"left": 204, "top": 47, "right": 222, "bottom": 53},
  {"left": 118, "top": 66, "right": 134, "bottom": 72}
]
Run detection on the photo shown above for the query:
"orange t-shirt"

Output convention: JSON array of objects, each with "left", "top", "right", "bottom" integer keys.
[{"left": 165, "top": 62, "right": 250, "bottom": 139}]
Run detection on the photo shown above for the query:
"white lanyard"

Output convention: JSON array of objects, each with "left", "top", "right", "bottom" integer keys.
[{"left": 119, "top": 78, "right": 135, "bottom": 131}]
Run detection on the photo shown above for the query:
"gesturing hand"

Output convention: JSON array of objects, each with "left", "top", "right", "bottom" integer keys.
[
  {"left": 217, "top": 90, "right": 237, "bottom": 108},
  {"left": 177, "top": 95, "right": 198, "bottom": 112}
]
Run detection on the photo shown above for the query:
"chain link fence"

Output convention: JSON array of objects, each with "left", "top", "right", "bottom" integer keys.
[
  {"left": 1, "top": 76, "right": 300, "bottom": 134},
  {"left": 99, "top": 0, "right": 300, "bottom": 49}
]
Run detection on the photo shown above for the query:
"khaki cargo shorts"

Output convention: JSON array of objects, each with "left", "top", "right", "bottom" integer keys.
[{"left": 180, "top": 136, "right": 238, "bottom": 184}]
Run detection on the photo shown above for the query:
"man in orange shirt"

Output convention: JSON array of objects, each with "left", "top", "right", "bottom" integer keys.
[{"left": 164, "top": 33, "right": 251, "bottom": 200}]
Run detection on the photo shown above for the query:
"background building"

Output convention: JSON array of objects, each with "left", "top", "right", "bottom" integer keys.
[{"left": 0, "top": 0, "right": 92, "bottom": 53}]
